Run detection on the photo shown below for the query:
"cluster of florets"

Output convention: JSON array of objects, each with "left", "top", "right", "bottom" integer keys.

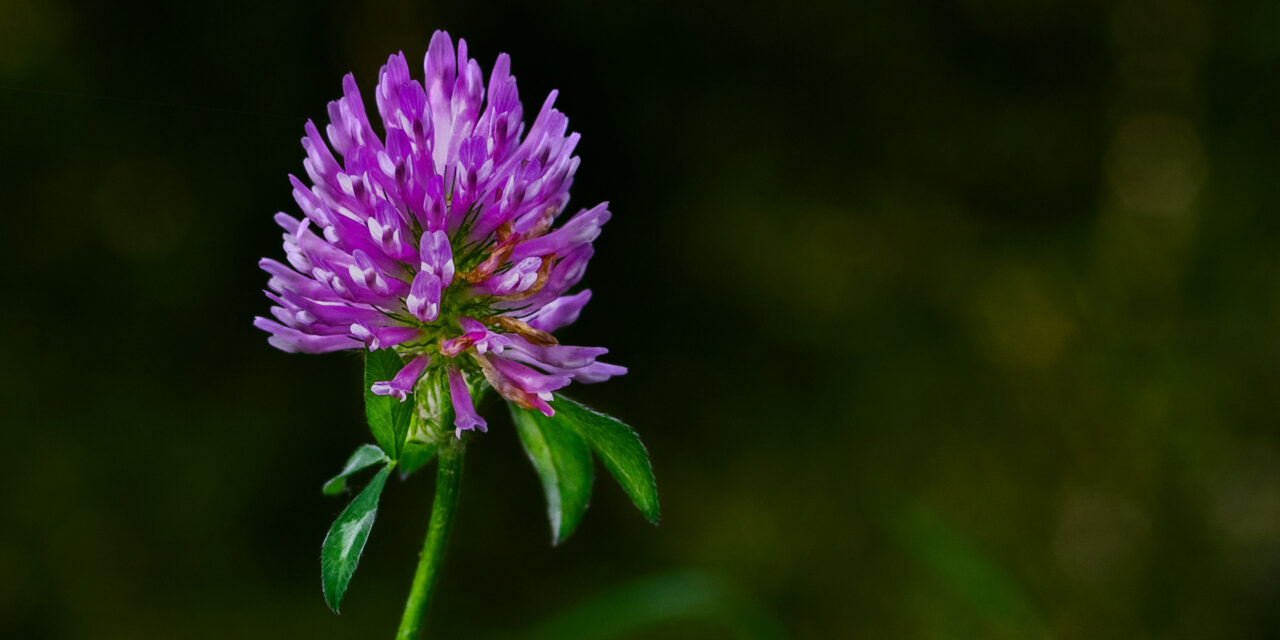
[{"left": 255, "top": 31, "right": 623, "bottom": 437}]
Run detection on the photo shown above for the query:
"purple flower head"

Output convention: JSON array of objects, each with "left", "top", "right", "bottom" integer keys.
[{"left": 256, "top": 31, "right": 624, "bottom": 439}]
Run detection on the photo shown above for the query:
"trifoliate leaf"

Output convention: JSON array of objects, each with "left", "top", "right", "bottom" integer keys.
[
  {"left": 511, "top": 404, "right": 594, "bottom": 544},
  {"left": 551, "top": 395, "right": 659, "bottom": 524},
  {"left": 364, "top": 349, "right": 414, "bottom": 459},
  {"left": 321, "top": 466, "right": 390, "bottom": 612},
  {"left": 322, "top": 444, "right": 389, "bottom": 496}
]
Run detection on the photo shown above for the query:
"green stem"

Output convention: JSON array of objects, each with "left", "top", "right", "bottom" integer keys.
[{"left": 395, "top": 439, "right": 465, "bottom": 640}]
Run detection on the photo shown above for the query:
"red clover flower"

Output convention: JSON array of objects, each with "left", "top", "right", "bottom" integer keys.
[
  {"left": 254, "top": 32, "right": 657, "bottom": 633},
  {"left": 255, "top": 30, "right": 624, "bottom": 439}
]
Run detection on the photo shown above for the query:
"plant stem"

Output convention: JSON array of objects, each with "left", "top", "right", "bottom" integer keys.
[{"left": 395, "top": 438, "right": 465, "bottom": 640}]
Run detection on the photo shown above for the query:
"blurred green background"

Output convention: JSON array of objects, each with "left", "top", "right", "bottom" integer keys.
[{"left": 3, "top": 0, "right": 1280, "bottom": 638}]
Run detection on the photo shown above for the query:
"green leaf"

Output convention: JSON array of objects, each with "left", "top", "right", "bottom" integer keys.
[
  {"left": 321, "top": 466, "right": 390, "bottom": 612},
  {"left": 364, "top": 349, "right": 414, "bottom": 459},
  {"left": 323, "top": 444, "right": 389, "bottom": 496},
  {"left": 398, "top": 441, "right": 439, "bottom": 479},
  {"left": 511, "top": 404, "right": 594, "bottom": 544},
  {"left": 552, "top": 395, "right": 659, "bottom": 523}
]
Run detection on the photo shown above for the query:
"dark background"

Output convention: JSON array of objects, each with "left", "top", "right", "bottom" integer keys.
[{"left": 4, "top": 0, "right": 1280, "bottom": 638}]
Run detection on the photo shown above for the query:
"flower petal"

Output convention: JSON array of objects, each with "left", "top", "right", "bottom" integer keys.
[
  {"left": 448, "top": 367, "right": 488, "bottom": 436},
  {"left": 523, "top": 290, "right": 592, "bottom": 333},
  {"left": 371, "top": 354, "right": 431, "bottom": 401}
]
